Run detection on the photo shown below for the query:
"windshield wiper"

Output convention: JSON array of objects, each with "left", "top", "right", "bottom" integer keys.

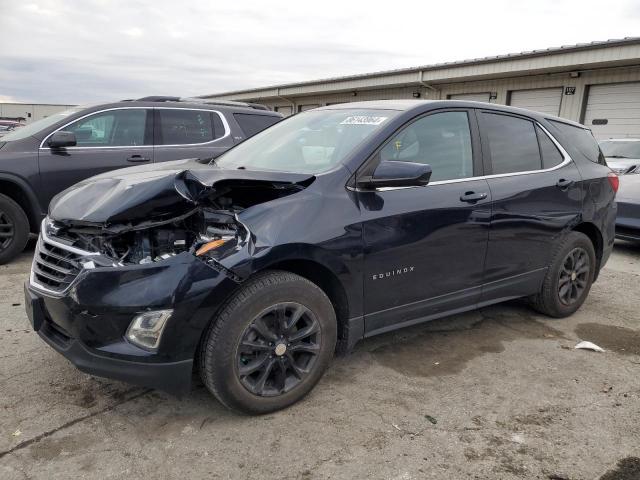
[{"left": 606, "top": 155, "right": 632, "bottom": 159}]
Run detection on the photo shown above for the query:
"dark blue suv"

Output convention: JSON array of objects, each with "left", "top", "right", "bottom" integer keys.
[{"left": 25, "top": 100, "right": 617, "bottom": 414}]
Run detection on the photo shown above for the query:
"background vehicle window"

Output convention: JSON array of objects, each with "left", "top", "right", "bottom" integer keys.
[
  {"left": 158, "top": 110, "right": 219, "bottom": 145},
  {"left": 549, "top": 120, "right": 606, "bottom": 165},
  {"left": 234, "top": 113, "right": 282, "bottom": 137},
  {"left": 65, "top": 109, "right": 148, "bottom": 147},
  {"left": 536, "top": 125, "right": 564, "bottom": 169},
  {"left": 379, "top": 111, "right": 473, "bottom": 182},
  {"left": 599, "top": 140, "right": 640, "bottom": 159},
  {"left": 482, "top": 113, "right": 541, "bottom": 174}
]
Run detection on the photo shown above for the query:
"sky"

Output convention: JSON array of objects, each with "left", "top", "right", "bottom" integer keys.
[{"left": 0, "top": 0, "right": 639, "bottom": 105}]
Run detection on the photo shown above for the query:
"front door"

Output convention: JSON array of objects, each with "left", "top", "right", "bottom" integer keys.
[
  {"left": 37, "top": 108, "right": 153, "bottom": 208},
  {"left": 359, "top": 110, "right": 491, "bottom": 336}
]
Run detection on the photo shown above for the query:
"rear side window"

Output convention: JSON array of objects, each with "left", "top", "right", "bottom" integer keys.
[
  {"left": 65, "top": 109, "right": 150, "bottom": 147},
  {"left": 536, "top": 125, "right": 564, "bottom": 169},
  {"left": 549, "top": 120, "right": 605, "bottom": 165},
  {"left": 234, "top": 113, "right": 281, "bottom": 138},
  {"left": 482, "top": 112, "right": 541, "bottom": 174},
  {"left": 157, "top": 110, "right": 223, "bottom": 145}
]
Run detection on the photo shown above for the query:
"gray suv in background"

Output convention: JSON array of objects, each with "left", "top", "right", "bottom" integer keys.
[{"left": 0, "top": 97, "right": 282, "bottom": 263}]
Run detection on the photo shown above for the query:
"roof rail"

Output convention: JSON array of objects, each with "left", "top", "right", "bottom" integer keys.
[{"left": 133, "top": 96, "right": 270, "bottom": 111}]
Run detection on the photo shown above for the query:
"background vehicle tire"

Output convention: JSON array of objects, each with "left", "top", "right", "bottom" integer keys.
[
  {"left": 0, "top": 194, "right": 30, "bottom": 265},
  {"left": 199, "top": 270, "right": 337, "bottom": 414},
  {"left": 531, "top": 231, "right": 596, "bottom": 318}
]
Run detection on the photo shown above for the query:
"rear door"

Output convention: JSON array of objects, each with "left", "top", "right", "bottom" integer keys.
[
  {"left": 360, "top": 109, "right": 491, "bottom": 335},
  {"left": 38, "top": 107, "right": 153, "bottom": 207},
  {"left": 153, "top": 108, "right": 234, "bottom": 163},
  {"left": 477, "top": 110, "right": 582, "bottom": 302}
]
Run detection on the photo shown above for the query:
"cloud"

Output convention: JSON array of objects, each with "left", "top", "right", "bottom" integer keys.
[{"left": 0, "top": 0, "right": 638, "bottom": 104}]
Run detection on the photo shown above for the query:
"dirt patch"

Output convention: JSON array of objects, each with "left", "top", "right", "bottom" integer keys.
[
  {"left": 575, "top": 323, "right": 640, "bottom": 356},
  {"left": 599, "top": 457, "right": 640, "bottom": 480},
  {"left": 369, "top": 305, "right": 567, "bottom": 378},
  {"left": 30, "top": 434, "right": 96, "bottom": 461}
]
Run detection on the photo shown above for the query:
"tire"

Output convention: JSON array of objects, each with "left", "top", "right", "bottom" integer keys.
[
  {"left": 0, "top": 193, "right": 30, "bottom": 265},
  {"left": 199, "top": 270, "right": 337, "bottom": 414},
  {"left": 531, "top": 231, "right": 596, "bottom": 318}
]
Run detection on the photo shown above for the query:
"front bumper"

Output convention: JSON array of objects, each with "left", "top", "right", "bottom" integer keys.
[{"left": 25, "top": 251, "right": 240, "bottom": 395}]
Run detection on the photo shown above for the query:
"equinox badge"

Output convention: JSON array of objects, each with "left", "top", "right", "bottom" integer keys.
[{"left": 372, "top": 266, "right": 415, "bottom": 280}]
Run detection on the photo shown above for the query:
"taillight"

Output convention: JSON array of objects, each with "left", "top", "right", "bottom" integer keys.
[{"left": 607, "top": 172, "right": 619, "bottom": 193}]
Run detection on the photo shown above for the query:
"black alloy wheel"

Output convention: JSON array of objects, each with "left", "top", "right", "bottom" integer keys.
[
  {"left": 237, "top": 302, "right": 321, "bottom": 396},
  {"left": 557, "top": 247, "right": 590, "bottom": 306},
  {"left": 0, "top": 210, "right": 14, "bottom": 251}
]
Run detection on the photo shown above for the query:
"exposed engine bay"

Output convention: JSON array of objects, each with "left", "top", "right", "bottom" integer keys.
[{"left": 46, "top": 167, "right": 315, "bottom": 267}]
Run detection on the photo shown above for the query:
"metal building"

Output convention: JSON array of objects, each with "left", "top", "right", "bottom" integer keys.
[
  {"left": 0, "top": 103, "right": 76, "bottom": 124},
  {"left": 201, "top": 37, "right": 640, "bottom": 139}
]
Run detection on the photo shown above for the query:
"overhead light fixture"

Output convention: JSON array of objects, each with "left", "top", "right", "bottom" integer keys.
[
  {"left": 570, "top": 71, "right": 580, "bottom": 78},
  {"left": 351, "top": 91, "right": 357, "bottom": 96},
  {"left": 412, "top": 92, "right": 421, "bottom": 98}
]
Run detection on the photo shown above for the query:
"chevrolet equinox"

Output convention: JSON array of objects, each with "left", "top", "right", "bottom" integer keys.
[{"left": 25, "top": 100, "right": 617, "bottom": 414}]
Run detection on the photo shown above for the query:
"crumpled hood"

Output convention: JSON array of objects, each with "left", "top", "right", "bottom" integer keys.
[{"left": 49, "top": 159, "right": 314, "bottom": 226}]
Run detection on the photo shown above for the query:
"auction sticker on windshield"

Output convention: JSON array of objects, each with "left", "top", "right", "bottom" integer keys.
[{"left": 340, "top": 116, "right": 388, "bottom": 125}]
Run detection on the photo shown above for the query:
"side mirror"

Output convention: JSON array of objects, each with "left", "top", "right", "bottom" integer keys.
[
  {"left": 48, "top": 131, "right": 77, "bottom": 148},
  {"left": 357, "top": 161, "right": 432, "bottom": 189}
]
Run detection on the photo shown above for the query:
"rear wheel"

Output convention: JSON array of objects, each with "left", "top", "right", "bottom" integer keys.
[
  {"left": 199, "top": 271, "right": 336, "bottom": 414},
  {"left": 531, "top": 231, "right": 596, "bottom": 318},
  {"left": 0, "top": 194, "right": 29, "bottom": 265}
]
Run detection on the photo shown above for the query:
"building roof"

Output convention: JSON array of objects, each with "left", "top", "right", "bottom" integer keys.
[{"left": 202, "top": 37, "right": 640, "bottom": 100}]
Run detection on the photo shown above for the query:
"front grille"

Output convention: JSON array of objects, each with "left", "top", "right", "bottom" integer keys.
[{"left": 31, "top": 237, "right": 85, "bottom": 293}]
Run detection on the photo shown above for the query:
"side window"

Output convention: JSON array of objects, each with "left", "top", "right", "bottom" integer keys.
[
  {"left": 548, "top": 120, "right": 606, "bottom": 165},
  {"left": 536, "top": 125, "right": 564, "bottom": 169},
  {"left": 379, "top": 111, "right": 473, "bottom": 182},
  {"left": 64, "top": 109, "right": 149, "bottom": 147},
  {"left": 482, "top": 113, "right": 541, "bottom": 174},
  {"left": 157, "top": 110, "right": 221, "bottom": 145},
  {"left": 234, "top": 113, "right": 282, "bottom": 138}
]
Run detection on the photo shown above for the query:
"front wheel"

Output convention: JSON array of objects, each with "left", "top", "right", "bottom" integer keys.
[
  {"left": 0, "top": 193, "right": 30, "bottom": 265},
  {"left": 531, "top": 231, "right": 596, "bottom": 318},
  {"left": 199, "top": 271, "right": 337, "bottom": 414}
]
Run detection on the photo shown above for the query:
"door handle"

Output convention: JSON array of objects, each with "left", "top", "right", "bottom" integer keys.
[
  {"left": 126, "top": 155, "right": 151, "bottom": 163},
  {"left": 556, "top": 178, "right": 574, "bottom": 189},
  {"left": 460, "top": 191, "right": 488, "bottom": 203}
]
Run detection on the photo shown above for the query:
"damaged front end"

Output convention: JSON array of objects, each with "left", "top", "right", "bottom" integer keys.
[
  {"left": 42, "top": 167, "right": 314, "bottom": 277},
  {"left": 26, "top": 166, "right": 314, "bottom": 394}
]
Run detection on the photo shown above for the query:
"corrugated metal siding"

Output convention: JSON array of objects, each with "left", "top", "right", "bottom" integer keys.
[
  {"left": 448, "top": 92, "right": 492, "bottom": 102},
  {"left": 509, "top": 88, "right": 563, "bottom": 116},
  {"left": 233, "top": 66, "right": 640, "bottom": 139},
  {"left": 0, "top": 103, "right": 75, "bottom": 123},
  {"left": 583, "top": 82, "right": 640, "bottom": 139}
]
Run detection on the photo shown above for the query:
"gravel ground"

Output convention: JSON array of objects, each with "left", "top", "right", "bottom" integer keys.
[{"left": 1, "top": 240, "right": 639, "bottom": 480}]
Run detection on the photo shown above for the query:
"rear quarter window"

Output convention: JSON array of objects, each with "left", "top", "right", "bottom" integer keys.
[
  {"left": 234, "top": 113, "right": 282, "bottom": 138},
  {"left": 548, "top": 120, "right": 606, "bottom": 165}
]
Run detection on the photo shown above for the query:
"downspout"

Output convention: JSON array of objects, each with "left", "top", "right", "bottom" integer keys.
[
  {"left": 418, "top": 70, "right": 439, "bottom": 98},
  {"left": 276, "top": 88, "right": 296, "bottom": 113}
]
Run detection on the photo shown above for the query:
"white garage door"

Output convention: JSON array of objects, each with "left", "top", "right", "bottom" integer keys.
[
  {"left": 298, "top": 104, "right": 320, "bottom": 112},
  {"left": 275, "top": 106, "right": 293, "bottom": 117},
  {"left": 448, "top": 92, "right": 492, "bottom": 102},
  {"left": 509, "top": 88, "right": 563, "bottom": 116},
  {"left": 583, "top": 82, "right": 640, "bottom": 140}
]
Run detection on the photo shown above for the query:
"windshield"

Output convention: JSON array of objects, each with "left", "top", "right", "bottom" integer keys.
[
  {"left": 215, "top": 109, "right": 399, "bottom": 174},
  {"left": 1, "top": 106, "right": 85, "bottom": 142},
  {"left": 599, "top": 140, "right": 640, "bottom": 159}
]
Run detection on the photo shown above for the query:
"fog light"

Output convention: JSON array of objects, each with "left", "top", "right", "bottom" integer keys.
[{"left": 126, "top": 309, "right": 172, "bottom": 351}]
